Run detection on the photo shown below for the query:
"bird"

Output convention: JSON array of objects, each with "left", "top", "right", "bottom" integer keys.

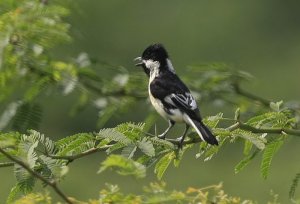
[{"left": 134, "top": 43, "right": 218, "bottom": 148}]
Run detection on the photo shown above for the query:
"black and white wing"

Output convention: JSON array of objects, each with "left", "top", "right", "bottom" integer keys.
[
  {"left": 169, "top": 93, "right": 197, "bottom": 110},
  {"left": 165, "top": 92, "right": 201, "bottom": 120},
  {"left": 150, "top": 73, "right": 201, "bottom": 120}
]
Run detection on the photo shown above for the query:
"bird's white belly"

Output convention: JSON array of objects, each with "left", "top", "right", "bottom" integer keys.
[
  {"left": 168, "top": 108, "right": 185, "bottom": 123},
  {"left": 149, "top": 91, "right": 185, "bottom": 123}
]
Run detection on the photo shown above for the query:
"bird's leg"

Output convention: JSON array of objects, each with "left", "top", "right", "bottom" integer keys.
[
  {"left": 176, "top": 124, "right": 190, "bottom": 149},
  {"left": 158, "top": 120, "right": 175, "bottom": 139}
]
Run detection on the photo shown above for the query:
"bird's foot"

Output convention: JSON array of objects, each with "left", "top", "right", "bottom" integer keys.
[
  {"left": 176, "top": 136, "right": 184, "bottom": 149},
  {"left": 157, "top": 134, "right": 166, "bottom": 140}
]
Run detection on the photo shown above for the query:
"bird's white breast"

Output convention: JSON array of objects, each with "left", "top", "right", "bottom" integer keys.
[
  {"left": 148, "top": 88, "right": 168, "bottom": 120},
  {"left": 148, "top": 85, "right": 185, "bottom": 123}
]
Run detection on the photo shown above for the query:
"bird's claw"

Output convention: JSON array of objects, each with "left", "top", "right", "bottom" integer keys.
[
  {"left": 176, "top": 136, "right": 184, "bottom": 149},
  {"left": 158, "top": 134, "right": 166, "bottom": 140}
]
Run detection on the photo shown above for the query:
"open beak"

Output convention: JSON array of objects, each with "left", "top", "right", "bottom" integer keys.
[{"left": 134, "top": 57, "right": 144, "bottom": 67}]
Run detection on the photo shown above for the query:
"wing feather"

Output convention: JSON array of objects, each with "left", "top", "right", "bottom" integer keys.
[{"left": 150, "top": 72, "right": 201, "bottom": 120}]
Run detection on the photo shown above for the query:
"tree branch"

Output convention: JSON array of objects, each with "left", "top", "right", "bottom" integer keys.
[
  {"left": 47, "top": 146, "right": 111, "bottom": 163},
  {"left": 233, "top": 84, "right": 271, "bottom": 106},
  {"left": 5, "top": 120, "right": 298, "bottom": 171},
  {"left": 167, "top": 120, "right": 300, "bottom": 146},
  {"left": 0, "top": 147, "right": 73, "bottom": 204},
  {"left": 0, "top": 162, "right": 14, "bottom": 168},
  {"left": 238, "top": 122, "right": 300, "bottom": 136},
  {"left": 147, "top": 120, "right": 300, "bottom": 147}
]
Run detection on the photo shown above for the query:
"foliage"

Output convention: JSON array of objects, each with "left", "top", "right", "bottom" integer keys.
[
  {"left": 14, "top": 182, "right": 283, "bottom": 204},
  {"left": 0, "top": 111, "right": 299, "bottom": 202},
  {"left": 0, "top": 0, "right": 300, "bottom": 204},
  {"left": 98, "top": 154, "right": 146, "bottom": 179}
]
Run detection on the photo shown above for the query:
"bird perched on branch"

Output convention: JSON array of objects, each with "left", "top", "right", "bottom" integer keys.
[{"left": 134, "top": 43, "right": 218, "bottom": 148}]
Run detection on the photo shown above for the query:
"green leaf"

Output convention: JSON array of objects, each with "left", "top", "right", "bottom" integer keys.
[
  {"left": 12, "top": 103, "right": 43, "bottom": 132},
  {"left": 154, "top": 151, "right": 175, "bottom": 180},
  {"left": 14, "top": 164, "right": 36, "bottom": 195},
  {"left": 148, "top": 137, "right": 175, "bottom": 150},
  {"left": 106, "top": 143, "right": 126, "bottom": 154},
  {"left": 243, "top": 140, "right": 253, "bottom": 155},
  {"left": 56, "top": 133, "right": 95, "bottom": 155},
  {"left": 270, "top": 101, "right": 283, "bottom": 112},
  {"left": 136, "top": 155, "right": 157, "bottom": 168},
  {"left": 24, "top": 77, "right": 50, "bottom": 102},
  {"left": 98, "top": 128, "right": 131, "bottom": 145},
  {"left": 0, "top": 132, "right": 19, "bottom": 148},
  {"left": 28, "top": 130, "right": 56, "bottom": 154},
  {"left": 196, "top": 136, "right": 226, "bottom": 161},
  {"left": 203, "top": 112, "right": 223, "bottom": 128},
  {"left": 38, "top": 155, "right": 67, "bottom": 182},
  {"left": 121, "top": 143, "right": 137, "bottom": 159},
  {"left": 234, "top": 130, "right": 266, "bottom": 150},
  {"left": 137, "top": 138, "right": 155, "bottom": 157},
  {"left": 234, "top": 108, "right": 240, "bottom": 121},
  {"left": 246, "top": 111, "right": 292, "bottom": 128},
  {"left": 27, "top": 141, "right": 38, "bottom": 169},
  {"left": 261, "top": 138, "right": 284, "bottom": 179},
  {"left": 235, "top": 150, "right": 259, "bottom": 174},
  {"left": 98, "top": 155, "right": 146, "bottom": 179},
  {"left": 7, "top": 184, "right": 21, "bottom": 204},
  {"left": 116, "top": 122, "right": 145, "bottom": 141}
]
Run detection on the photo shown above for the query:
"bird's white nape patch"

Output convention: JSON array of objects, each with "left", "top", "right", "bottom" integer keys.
[
  {"left": 144, "top": 59, "right": 160, "bottom": 70},
  {"left": 145, "top": 59, "right": 160, "bottom": 82},
  {"left": 166, "top": 58, "right": 175, "bottom": 73}
]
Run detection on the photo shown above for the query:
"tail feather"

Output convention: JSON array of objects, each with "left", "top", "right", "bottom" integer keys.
[{"left": 187, "top": 117, "right": 218, "bottom": 145}]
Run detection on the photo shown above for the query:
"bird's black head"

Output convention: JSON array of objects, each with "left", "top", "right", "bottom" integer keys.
[
  {"left": 141, "top": 44, "right": 169, "bottom": 65},
  {"left": 135, "top": 43, "right": 175, "bottom": 76}
]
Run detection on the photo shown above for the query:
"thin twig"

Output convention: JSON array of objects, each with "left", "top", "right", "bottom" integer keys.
[
  {"left": 238, "top": 122, "right": 300, "bottom": 136},
  {"left": 233, "top": 84, "right": 271, "bottom": 106},
  {"left": 225, "top": 120, "right": 300, "bottom": 136},
  {"left": 0, "top": 147, "right": 73, "bottom": 204},
  {"left": 0, "top": 162, "right": 14, "bottom": 168},
  {"left": 48, "top": 146, "right": 111, "bottom": 162}
]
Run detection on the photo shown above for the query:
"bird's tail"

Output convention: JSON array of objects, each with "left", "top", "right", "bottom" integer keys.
[{"left": 187, "top": 118, "right": 218, "bottom": 145}]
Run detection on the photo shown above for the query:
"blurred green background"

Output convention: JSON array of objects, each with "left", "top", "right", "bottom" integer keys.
[{"left": 1, "top": 0, "right": 300, "bottom": 203}]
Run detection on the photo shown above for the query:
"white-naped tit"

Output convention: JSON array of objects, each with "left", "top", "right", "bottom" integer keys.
[{"left": 134, "top": 43, "right": 218, "bottom": 147}]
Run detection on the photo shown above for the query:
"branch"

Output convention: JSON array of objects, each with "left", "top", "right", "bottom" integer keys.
[
  {"left": 167, "top": 121, "right": 300, "bottom": 146},
  {"left": 47, "top": 146, "right": 111, "bottom": 163},
  {"left": 225, "top": 120, "right": 300, "bottom": 137},
  {"left": 0, "top": 162, "right": 14, "bottom": 168},
  {"left": 6, "top": 120, "right": 298, "bottom": 170},
  {"left": 149, "top": 119, "right": 300, "bottom": 147},
  {"left": 0, "top": 147, "right": 73, "bottom": 204},
  {"left": 233, "top": 83, "right": 271, "bottom": 106},
  {"left": 238, "top": 122, "right": 300, "bottom": 136}
]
